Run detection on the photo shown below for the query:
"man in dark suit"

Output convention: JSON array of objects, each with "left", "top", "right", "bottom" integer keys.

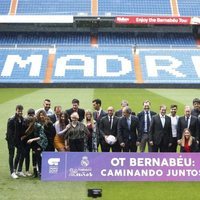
[
  {"left": 99, "top": 106, "right": 120, "bottom": 152},
  {"left": 92, "top": 99, "right": 107, "bottom": 148},
  {"left": 149, "top": 105, "right": 172, "bottom": 152},
  {"left": 177, "top": 106, "right": 199, "bottom": 147},
  {"left": 191, "top": 98, "right": 200, "bottom": 118},
  {"left": 137, "top": 100, "right": 156, "bottom": 152},
  {"left": 117, "top": 106, "right": 140, "bottom": 152},
  {"left": 115, "top": 100, "right": 135, "bottom": 117},
  {"left": 49, "top": 105, "right": 62, "bottom": 124},
  {"left": 66, "top": 99, "right": 85, "bottom": 122}
]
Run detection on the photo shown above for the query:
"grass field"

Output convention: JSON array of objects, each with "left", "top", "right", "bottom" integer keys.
[{"left": 1, "top": 88, "right": 200, "bottom": 200}]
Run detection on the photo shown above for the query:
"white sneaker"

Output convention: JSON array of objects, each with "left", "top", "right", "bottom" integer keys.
[
  {"left": 17, "top": 171, "right": 26, "bottom": 177},
  {"left": 11, "top": 172, "right": 19, "bottom": 179},
  {"left": 25, "top": 171, "right": 32, "bottom": 177}
]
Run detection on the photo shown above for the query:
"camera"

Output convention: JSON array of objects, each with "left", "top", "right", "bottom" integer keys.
[{"left": 87, "top": 189, "right": 102, "bottom": 198}]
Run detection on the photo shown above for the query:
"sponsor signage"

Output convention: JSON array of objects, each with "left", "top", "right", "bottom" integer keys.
[
  {"left": 42, "top": 152, "right": 200, "bottom": 181},
  {"left": 115, "top": 16, "right": 195, "bottom": 25}
]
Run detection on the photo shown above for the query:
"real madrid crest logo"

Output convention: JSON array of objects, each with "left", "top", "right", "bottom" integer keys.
[{"left": 81, "top": 156, "right": 89, "bottom": 167}]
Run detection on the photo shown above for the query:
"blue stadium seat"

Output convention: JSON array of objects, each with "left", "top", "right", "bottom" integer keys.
[
  {"left": 98, "top": 0, "right": 171, "bottom": 16},
  {"left": 0, "top": 0, "right": 11, "bottom": 15},
  {"left": 16, "top": 0, "right": 91, "bottom": 15},
  {"left": 178, "top": 0, "right": 200, "bottom": 16}
]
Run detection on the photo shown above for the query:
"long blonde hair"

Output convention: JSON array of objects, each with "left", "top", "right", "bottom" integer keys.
[
  {"left": 181, "top": 128, "right": 193, "bottom": 147},
  {"left": 83, "top": 110, "right": 95, "bottom": 127}
]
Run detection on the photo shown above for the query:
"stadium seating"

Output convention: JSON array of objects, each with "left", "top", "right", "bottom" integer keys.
[
  {"left": 178, "top": 0, "right": 200, "bottom": 16},
  {"left": 0, "top": 0, "right": 11, "bottom": 15},
  {"left": 16, "top": 0, "right": 91, "bottom": 15},
  {"left": 0, "top": 32, "right": 196, "bottom": 47},
  {"left": 0, "top": 47, "right": 200, "bottom": 84},
  {"left": 0, "top": 48, "right": 48, "bottom": 83},
  {"left": 98, "top": 32, "right": 196, "bottom": 47},
  {"left": 0, "top": 32, "right": 90, "bottom": 45},
  {"left": 98, "top": 0, "right": 172, "bottom": 16}
]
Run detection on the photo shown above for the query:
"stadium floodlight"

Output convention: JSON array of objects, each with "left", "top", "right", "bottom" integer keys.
[{"left": 87, "top": 189, "right": 102, "bottom": 198}]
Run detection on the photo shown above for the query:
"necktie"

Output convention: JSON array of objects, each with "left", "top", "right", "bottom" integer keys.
[
  {"left": 146, "top": 111, "right": 150, "bottom": 131},
  {"left": 109, "top": 116, "right": 112, "bottom": 130},
  {"left": 127, "top": 118, "right": 131, "bottom": 130},
  {"left": 186, "top": 117, "right": 189, "bottom": 128},
  {"left": 96, "top": 111, "right": 100, "bottom": 119}
]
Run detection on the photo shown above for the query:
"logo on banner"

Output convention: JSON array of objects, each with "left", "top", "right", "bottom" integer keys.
[
  {"left": 48, "top": 158, "right": 60, "bottom": 174},
  {"left": 69, "top": 156, "right": 93, "bottom": 177}
]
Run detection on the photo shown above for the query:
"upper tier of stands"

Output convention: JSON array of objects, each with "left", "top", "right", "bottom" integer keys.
[
  {"left": 0, "top": 0, "right": 200, "bottom": 16},
  {"left": 178, "top": 0, "right": 200, "bottom": 16},
  {"left": 0, "top": 32, "right": 196, "bottom": 47},
  {"left": 98, "top": 0, "right": 171, "bottom": 16}
]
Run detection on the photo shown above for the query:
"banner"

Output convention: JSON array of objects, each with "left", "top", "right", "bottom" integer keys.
[
  {"left": 115, "top": 16, "right": 193, "bottom": 25},
  {"left": 42, "top": 152, "right": 200, "bottom": 181}
]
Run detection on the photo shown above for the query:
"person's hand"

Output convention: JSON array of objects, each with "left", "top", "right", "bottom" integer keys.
[
  {"left": 104, "top": 135, "right": 108, "bottom": 143},
  {"left": 168, "top": 143, "right": 172, "bottom": 147},
  {"left": 66, "top": 124, "right": 71, "bottom": 130},
  {"left": 21, "top": 135, "right": 26, "bottom": 141},
  {"left": 149, "top": 141, "right": 153, "bottom": 146},
  {"left": 65, "top": 145, "right": 70, "bottom": 151},
  {"left": 177, "top": 140, "right": 181, "bottom": 145},
  {"left": 136, "top": 142, "right": 140, "bottom": 146},
  {"left": 120, "top": 142, "right": 125, "bottom": 147},
  {"left": 27, "top": 139, "right": 33, "bottom": 144}
]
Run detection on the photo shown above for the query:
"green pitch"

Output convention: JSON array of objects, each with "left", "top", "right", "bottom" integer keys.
[{"left": 0, "top": 88, "right": 200, "bottom": 200}]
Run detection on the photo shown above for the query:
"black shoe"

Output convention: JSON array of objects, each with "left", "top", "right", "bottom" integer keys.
[{"left": 33, "top": 168, "right": 38, "bottom": 178}]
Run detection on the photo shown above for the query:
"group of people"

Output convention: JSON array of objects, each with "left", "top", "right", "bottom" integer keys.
[{"left": 6, "top": 97, "right": 200, "bottom": 179}]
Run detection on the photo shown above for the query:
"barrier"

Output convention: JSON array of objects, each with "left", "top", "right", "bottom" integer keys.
[{"left": 42, "top": 152, "right": 200, "bottom": 181}]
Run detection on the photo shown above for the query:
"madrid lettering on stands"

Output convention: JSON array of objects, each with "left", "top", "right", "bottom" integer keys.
[{"left": 0, "top": 49, "right": 200, "bottom": 83}]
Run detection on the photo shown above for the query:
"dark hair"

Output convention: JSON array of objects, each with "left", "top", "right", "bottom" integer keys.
[
  {"left": 123, "top": 106, "right": 132, "bottom": 114},
  {"left": 72, "top": 98, "right": 79, "bottom": 105},
  {"left": 27, "top": 108, "right": 35, "bottom": 115},
  {"left": 16, "top": 105, "right": 23, "bottom": 110},
  {"left": 92, "top": 99, "right": 101, "bottom": 106},
  {"left": 44, "top": 99, "right": 51, "bottom": 102},
  {"left": 170, "top": 105, "right": 177, "bottom": 109},
  {"left": 193, "top": 98, "right": 200, "bottom": 104},
  {"left": 59, "top": 111, "right": 69, "bottom": 125}
]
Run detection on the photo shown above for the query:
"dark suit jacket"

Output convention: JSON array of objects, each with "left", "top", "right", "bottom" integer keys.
[
  {"left": 177, "top": 115, "right": 199, "bottom": 140},
  {"left": 137, "top": 110, "right": 157, "bottom": 134},
  {"left": 180, "top": 137, "right": 198, "bottom": 152},
  {"left": 149, "top": 114, "right": 172, "bottom": 146},
  {"left": 117, "top": 115, "right": 140, "bottom": 144},
  {"left": 66, "top": 108, "right": 85, "bottom": 122},
  {"left": 93, "top": 110, "right": 107, "bottom": 139},
  {"left": 115, "top": 110, "right": 135, "bottom": 118},
  {"left": 99, "top": 115, "right": 119, "bottom": 138},
  {"left": 49, "top": 114, "right": 57, "bottom": 124}
]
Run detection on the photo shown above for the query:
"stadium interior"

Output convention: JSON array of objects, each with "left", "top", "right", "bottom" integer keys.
[{"left": 0, "top": 0, "right": 200, "bottom": 87}]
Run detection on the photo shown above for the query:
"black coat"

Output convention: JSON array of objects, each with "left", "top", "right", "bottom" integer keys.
[
  {"left": 177, "top": 116, "right": 199, "bottom": 140},
  {"left": 137, "top": 110, "right": 157, "bottom": 134},
  {"left": 149, "top": 114, "right": 172, "bottom": 146},
  {"left": 117, "top": 115, "right": 140, "bottom": 144},
  {"left": 66, "top": 108, "right": 85, "bottom": 122},
  {"left": 99, "top": 115, "right": 119, "bottom": 138}
]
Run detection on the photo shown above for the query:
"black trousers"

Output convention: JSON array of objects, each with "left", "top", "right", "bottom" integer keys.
[
  {"left": 69, "top": 138, "right": 84, "bottom": 152},
  {"left": 122, "top": 140, "right": 137, "bottom": 152},
  {"left": 100, "top": 140, "right": 121, "bottom": 152},
  {"left": 7, "top": 140, "right": 24, "bottom": 174},
  {"left": 168, "top": 137, "right": 177, "bottom": 152},
  {"left": 152, "top": 139, "right": 169, "bottom": 152}
]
